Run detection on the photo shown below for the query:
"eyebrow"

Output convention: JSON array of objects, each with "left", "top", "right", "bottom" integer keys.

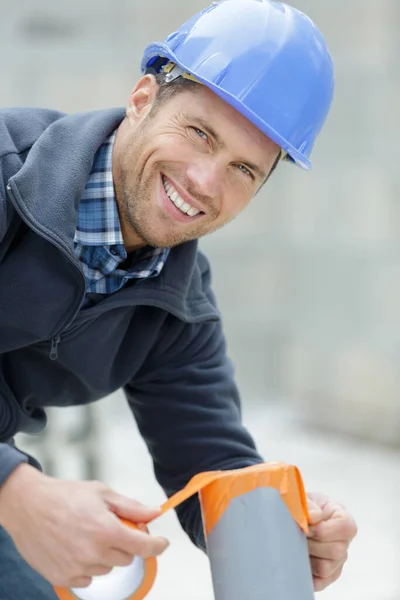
[{"left": 188, "top": 115, "right": 268, "bottom": 181}]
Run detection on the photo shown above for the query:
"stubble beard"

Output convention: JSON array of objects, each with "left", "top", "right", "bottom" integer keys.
[{"left": 117, "top": 159, "right": 217, "bottom": 249}]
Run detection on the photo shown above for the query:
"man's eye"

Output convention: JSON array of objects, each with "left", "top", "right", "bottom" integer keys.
[
  {"left": 192, "top": 127, "right": 208, "bottom": 141},
  {"left": 236, "top": 164, "right": 252, "bottom": 178}
]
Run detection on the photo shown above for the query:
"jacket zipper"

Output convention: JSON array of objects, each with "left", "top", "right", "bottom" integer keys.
[
  {"left": 50, "top": 335, "right": 61, "bottom": 361},
  {"left": 6, "top": 182, "right": 86, "bottom": 361}
]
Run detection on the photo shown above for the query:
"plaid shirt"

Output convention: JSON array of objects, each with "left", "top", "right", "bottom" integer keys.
[{"left": 74, "top": 132, "right": 169, "bottom": 301}]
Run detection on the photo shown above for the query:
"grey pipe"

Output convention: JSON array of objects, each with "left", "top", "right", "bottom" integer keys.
[{"left": 204, "top": 487, "right": 314, "bottom": 600}]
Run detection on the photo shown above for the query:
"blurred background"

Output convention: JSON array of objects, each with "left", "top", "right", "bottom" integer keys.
[{"left": 1, "top": 0, "right": 400, "bottom": 598}]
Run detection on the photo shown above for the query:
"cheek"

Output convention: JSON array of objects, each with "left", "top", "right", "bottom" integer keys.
[
  {"left": 138, "top": 140, "right": 196, "bottom": 181},
  {"left": 155, "top": 133, "right": 198, "bottom": 159},
  {"left": 221, "top": 179, "right": 254, "bottom": 218}
]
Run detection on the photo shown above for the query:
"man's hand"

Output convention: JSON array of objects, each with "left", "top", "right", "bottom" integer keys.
[
  {"left": 306, "top": 491, "right": 357, "bottom": 592},
  {"left": 0, "top": 464, "right": 168, "bottom": 588}
]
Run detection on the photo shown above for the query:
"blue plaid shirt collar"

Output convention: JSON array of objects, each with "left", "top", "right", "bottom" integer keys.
[
  {"left": 74, "top": 132, "right": 169, "bottom": 296},
  {"left": 74, "top": 132, "right": 123, "bottom": 248}
]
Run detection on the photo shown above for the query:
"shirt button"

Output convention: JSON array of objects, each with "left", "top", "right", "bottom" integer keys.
[{"left": 110, "top": 246, "right": 118, "bottom": 256}]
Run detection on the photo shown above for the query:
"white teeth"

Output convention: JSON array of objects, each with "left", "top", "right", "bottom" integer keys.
[
  {"left": 163, "top": 176, "right": 200, "bottom": 217},
  {"left": 180, "top": 202, "right": 191, "bottom": 213}
]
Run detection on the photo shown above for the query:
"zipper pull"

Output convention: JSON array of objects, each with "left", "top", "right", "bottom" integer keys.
[{"left": 50, "top": 335, "right": 61, "bottom": 360}]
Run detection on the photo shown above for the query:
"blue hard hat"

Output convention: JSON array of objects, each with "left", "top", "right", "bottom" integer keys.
[{"left": 141, "top": 0, "right": 334, "bottom": 170}]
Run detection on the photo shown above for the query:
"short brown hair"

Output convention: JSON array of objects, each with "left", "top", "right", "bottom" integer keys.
[{"left": 151, "top": 71, "right": 201, "bottom": 113}]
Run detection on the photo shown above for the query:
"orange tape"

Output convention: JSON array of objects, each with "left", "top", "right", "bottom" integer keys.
[
  {"left": 160, "top": 462, "right": 309, "bottom": 536},
  {"left": 55, "top": 462, "right": 308, "bottom": 600}
]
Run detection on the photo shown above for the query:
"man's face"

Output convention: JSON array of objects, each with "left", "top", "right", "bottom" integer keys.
[{"left": 113, "top": 75, "right": 280, "bottom": 250}]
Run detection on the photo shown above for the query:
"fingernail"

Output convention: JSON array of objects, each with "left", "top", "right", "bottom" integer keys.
[{"left": 159, "top": 537, "right": 170, "bottom": 552}]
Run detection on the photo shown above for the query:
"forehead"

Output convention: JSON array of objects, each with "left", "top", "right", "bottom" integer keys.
[{"left": 165, "top": 83, "right": 279, "bottom": 157}]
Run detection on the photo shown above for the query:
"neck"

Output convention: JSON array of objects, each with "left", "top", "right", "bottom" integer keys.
[{"left": 117, "top": 210, "right": 147, "bottom": 253}]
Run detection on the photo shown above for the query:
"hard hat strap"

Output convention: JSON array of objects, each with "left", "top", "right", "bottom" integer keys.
[{"left": 162, "top": 61, "right": 202, "bottom": 85}]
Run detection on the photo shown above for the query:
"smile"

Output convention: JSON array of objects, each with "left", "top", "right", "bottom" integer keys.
[{"left": 162, "top": 176, "right": 202, "bottom": 217}]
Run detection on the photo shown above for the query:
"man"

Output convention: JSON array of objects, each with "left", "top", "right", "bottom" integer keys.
[{"left": 0, "top": 0, "right": 356, "bottom": 597}]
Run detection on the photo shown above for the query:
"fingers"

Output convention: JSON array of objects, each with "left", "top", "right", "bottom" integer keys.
[
  {"left": 306, "top": 492, "right": 331, "bottom": 514},
  {"left": 54, "top": 545, "right": 152, "bottom": 587},
  {"left": 310, "top": 554, "right": 347, "bottom": 579},
  {"left": 69, "top": 576, "right": 92, "bottom": 589},
  {"left": 308, "top": 539, "right": 349, "bottom": 561},
  {"left": 306, "top": 493, "right": 350, "bottom": 524},
  {"left": 308, "top": 512, "right": 357, "bottom": 543},
  {"left": 103, "top": 548, "right": 136, "bottom": 568},
  {"left": 308, "top": 537, "right": 349, "bottom": 592},
  {"left": 69, "top": 560, "right": 132, "bottom": 588},
  {"left": 307, "top": 499, "right": 323, "bottom": 526},
  {"left": 104, "top": 490, "right": 161, "bottom": 524},
  {"left": 87, "top": 565, "right": 113, "bottom": 577},
  {"left": 112, "top": 521, "right": 169, "bottom": 558},
  {"left": 305, "top": 493, "right": 357, "bottom": 593},
  {"left": 313, "top": 563, "right": 344, "bottom": 592}
]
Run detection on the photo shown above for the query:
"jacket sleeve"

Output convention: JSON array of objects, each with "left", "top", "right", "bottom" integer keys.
[
  {"left": 0, "top": 444, "right": 30, "bottom": 487},
  {"left": 124, "top": 265, "right": 264, "bottom": 551}
]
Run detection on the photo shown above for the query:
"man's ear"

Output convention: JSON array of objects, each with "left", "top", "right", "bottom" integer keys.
[{"left": 126, "top": 74, "right": 158, "bottom": 122}]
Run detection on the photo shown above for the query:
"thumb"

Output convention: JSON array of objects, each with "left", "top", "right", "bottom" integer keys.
[
  {"left": 307, "top": 499, "right": 323, "bottom": 525},
  {"left": 105, "top": 491, "right": 162, "bottom": 524}
]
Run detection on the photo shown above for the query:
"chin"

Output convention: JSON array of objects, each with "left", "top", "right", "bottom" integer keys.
[
  {"left": 145, "top": 230, "right": 193, "bottom": 249},
  {"left": 134, "top": 225, "right": 172, "bottom": 249},
  {"left": 131, "top": 207, "right": 202, "bottom": 249}
]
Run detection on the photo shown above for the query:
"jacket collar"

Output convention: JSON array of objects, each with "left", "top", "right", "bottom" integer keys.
[{"left": 10, "top": 108, "right": 125, "bottom": 252}]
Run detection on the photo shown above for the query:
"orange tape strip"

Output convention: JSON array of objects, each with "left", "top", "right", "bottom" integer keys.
[{"left": 159, "top": 462, "right": 309, "bottom": 536}]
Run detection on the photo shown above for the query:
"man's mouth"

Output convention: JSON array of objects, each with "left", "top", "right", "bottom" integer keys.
[{"left": 162, "top": 175, "right": 204, "bottom": 218}]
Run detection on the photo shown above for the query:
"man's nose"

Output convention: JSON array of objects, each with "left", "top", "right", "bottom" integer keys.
[{"left": 186, "top": 158, "right": 224, "bottom": 199}]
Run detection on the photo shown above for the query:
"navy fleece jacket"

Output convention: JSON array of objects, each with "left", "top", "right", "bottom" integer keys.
[{"left": 0, "top": 107, "right": 263, "bottom": 549}]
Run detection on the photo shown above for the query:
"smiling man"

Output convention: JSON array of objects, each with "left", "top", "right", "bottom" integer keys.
[{"left": 0, "top": 0, "right": 356, "bottom": 598}]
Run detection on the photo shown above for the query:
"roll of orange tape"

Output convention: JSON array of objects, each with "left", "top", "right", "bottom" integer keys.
[
  {"left": 55, "top": 462, "right": 309, "bottom": 600},
  {"left": 53, "top": 522, "right": 157, "bottom": 600}
]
